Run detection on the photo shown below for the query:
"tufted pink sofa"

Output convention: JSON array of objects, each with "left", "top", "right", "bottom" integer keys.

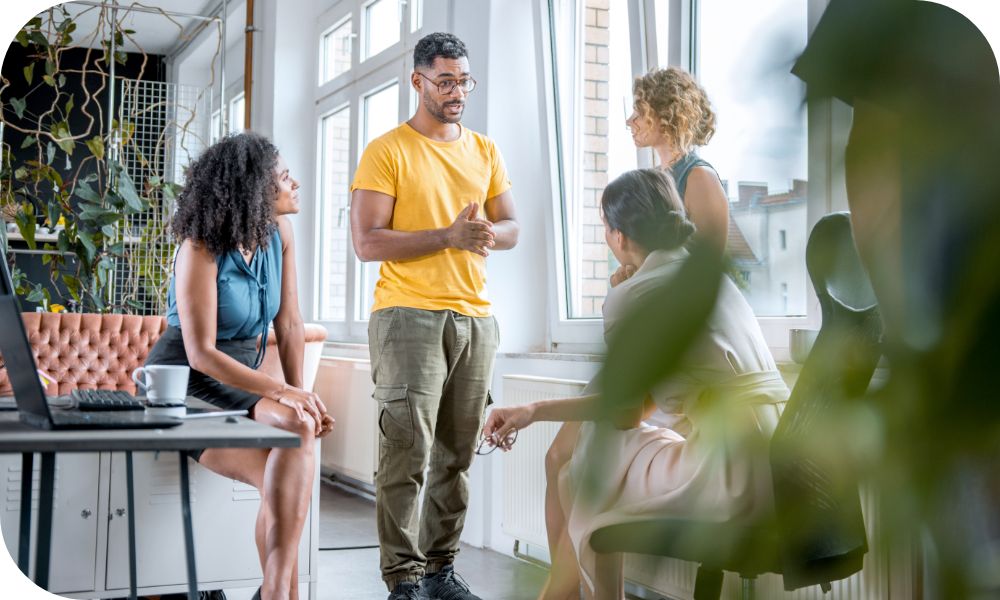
[{"left": 0, "top": 312, "right": 327, "bottom": 396}]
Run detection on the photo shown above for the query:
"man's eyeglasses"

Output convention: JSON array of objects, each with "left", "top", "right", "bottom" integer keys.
[
  {"left": 475, "top": 428, "right": 518, "bottom": 455},
  {"left": 417, "top": 72, "right": 477, "bottom": 95}
]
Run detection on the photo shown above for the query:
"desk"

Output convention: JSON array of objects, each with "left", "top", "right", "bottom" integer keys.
[{"left": 0, "top": 399, "right": 299, "bottom": 600}]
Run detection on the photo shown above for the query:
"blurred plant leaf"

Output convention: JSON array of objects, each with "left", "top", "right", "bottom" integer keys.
[
  {"left": 23, "top": 63, "right": 34, "bottom": 85},
  {"left": 85, "top": 136, "right": 104, "bottom": 161},
  {"left": 20, "top": 135, "right": 36, "bottom": 150},
  {"left": 11, "top": 97, "right": 26, "bottom": 119}
]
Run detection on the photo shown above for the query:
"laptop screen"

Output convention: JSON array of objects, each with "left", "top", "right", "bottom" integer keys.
[{"left": 0, "top": 256, "right": 53, "bottom": 428}]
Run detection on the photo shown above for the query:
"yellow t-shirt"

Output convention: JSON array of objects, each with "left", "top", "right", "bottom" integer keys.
[{"left": 350, "top": 123, "right": 512, "bottom": 317}]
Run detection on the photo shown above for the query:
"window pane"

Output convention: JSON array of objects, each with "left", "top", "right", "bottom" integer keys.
[
  {"left": 357, "top": 82, "right": 400, "bottom": 320},
  {"left": 410, "top": 0, "right": 423, "bottom": 32},
  {"left": 696, "top": 0, "right": 809, "bottom": 317},
  {"left": 229, "top": 94, "right": 245, "bottom": 133},
  {"left": 552, "top": 0, "right": 638, "bottom": 319},
  {"left": 210, "top": 109, "right": 221, "bottom": 144},
  {"left": 365, "top": 0, "right": 400, "bottom": 60},
  {"left": 318, "top": 106, "right": 351, "bottom": 322},
  {"left": 322, "top": 18, "right": 353, "bottom": 83}
]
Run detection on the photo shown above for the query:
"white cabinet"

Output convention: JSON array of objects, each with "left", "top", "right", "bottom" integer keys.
[
  {"left": 0, "top": 450, "right": 318, "bottom": 598},
  {"left": 104, "top": 451, "right": 311, "bottom": 590},
  {"left": 0, "top": 453, "right": 101, "bottom": 594}
]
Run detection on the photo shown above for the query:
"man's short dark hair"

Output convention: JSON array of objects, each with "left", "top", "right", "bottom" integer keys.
[{"left": 414, "top": 32, "right": 467, "bottom": 70}]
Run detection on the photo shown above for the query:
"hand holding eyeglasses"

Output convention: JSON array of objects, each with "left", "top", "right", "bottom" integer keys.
[{"left": 479, "top": 405, "right": 534, "bottom": 454}]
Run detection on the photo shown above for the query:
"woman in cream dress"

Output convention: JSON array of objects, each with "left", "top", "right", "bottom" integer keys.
[{"left": 482, "top": 169, "right": 787, "bottom": 599}]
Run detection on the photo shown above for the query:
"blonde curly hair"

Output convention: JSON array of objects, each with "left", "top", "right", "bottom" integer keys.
[{"left": 632, "top": 67, "right": 716, "bottom": 155}]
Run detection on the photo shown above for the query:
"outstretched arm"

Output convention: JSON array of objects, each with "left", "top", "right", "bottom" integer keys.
[{"left": 482, "top": 393, "right": 655, "bottom": 450}]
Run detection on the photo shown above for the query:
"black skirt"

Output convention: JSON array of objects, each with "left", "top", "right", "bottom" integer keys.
[{"left": 144, "top": 326, "right": 263, "bottom": 460}]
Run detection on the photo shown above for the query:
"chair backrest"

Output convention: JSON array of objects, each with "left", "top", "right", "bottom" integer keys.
[{"left": 770, "top": 212, "right": 882, "bottom": 590}]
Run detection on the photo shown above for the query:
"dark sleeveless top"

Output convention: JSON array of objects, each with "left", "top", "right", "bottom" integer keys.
[{"left": 669, "top": 152, "right": 717, "bottom": 201}]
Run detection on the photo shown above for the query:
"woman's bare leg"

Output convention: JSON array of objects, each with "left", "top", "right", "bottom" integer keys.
[
  {"left": 538, "top": 422, "right": 583, "bottom": 600},
  {"left": 199, "top": 398, "right": 316, "bottom": 600}
]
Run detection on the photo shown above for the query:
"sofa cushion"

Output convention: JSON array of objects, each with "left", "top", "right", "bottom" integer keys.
[{"left": 0, "top": 313, "right": 327, "bottom": 396}]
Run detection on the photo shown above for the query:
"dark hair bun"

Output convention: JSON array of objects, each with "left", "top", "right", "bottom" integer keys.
[{"left": 655, "top": 210, "right": 697, "bottom": 248}]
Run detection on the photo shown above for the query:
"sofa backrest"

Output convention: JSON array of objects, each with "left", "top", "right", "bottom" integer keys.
[{"left": 0, "top": 312, "right": 326, "bottom": 396}]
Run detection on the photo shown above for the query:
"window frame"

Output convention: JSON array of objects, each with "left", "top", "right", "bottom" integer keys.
[
  {"left": 541, "top": 0, "right": 846, "bottom": 356},
  {"left": 310, "top": 0, "right": 443, "bottom": 343}
]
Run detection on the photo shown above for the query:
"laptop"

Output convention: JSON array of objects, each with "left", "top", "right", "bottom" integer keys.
[{"left": 0, "top": 255, "right": 181, "bottom": 430}]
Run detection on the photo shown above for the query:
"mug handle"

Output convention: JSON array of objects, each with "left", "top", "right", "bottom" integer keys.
[{"left": 131, "top": 367, "right": 149, "bottom": 393}]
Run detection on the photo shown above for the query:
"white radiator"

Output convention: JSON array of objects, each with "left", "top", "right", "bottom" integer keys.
[
  {"left": 499, "top": 375, "right": 905, "bottom": 600},
  {"left": 501, "top": 375, "right": 587, "bottom": 548},
  {"left": 314, "top": 357, "right": 378, "bottom": 485}
]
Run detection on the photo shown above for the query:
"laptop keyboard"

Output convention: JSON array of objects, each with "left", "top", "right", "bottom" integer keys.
[{"left": 71, "top": 389, "right": 146, "bottom": 411}]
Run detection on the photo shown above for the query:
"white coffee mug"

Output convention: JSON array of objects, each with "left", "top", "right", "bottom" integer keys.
[{"left": 132, "top": 365, "right": 190, "bottom": 406}]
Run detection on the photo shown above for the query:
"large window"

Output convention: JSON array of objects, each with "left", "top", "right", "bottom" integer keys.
[
  {"left": 321, "top": 17, "right": 354, "bottom": 84},
  {"left": 356, "top": 82, "right": 400, "bottom": 319},
  {"left": 694, "top": 0, "right": 809, "bottom": 317},
  {"left": 312, "top": 0, "right": 440, "bottom": 340},
  {"left": 548, "top": 0, "right": 823, "bottom": 350},
  {"left": 364, "top": 0, "right": 400, "bottom": 60},
  {"left": 317, "top": 105, "right": 351, "bottom": 321},
  {"left": 550, "top": 0, "right": 641, "bottom": 320}
]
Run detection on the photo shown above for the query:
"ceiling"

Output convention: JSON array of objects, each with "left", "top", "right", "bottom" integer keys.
[{"left": 35, "top": 0, "right": 242, "bottom": 57}]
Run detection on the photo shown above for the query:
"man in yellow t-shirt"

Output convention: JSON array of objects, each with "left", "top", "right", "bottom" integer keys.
[{"left": 349, "top": 32, "right": 518, "bottom": 600}]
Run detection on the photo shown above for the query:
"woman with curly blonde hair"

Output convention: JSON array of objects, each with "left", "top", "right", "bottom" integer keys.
[{"left": 625, "top": 66, "right": 729, "bottom": 259}]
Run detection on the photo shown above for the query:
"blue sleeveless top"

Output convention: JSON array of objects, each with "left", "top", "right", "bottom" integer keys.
[
  {"left": 166, "top": 229, "right": 283, "bottom": 367},
  {"left": 669, "top": 152, "right": 716, "bottom": 200}
]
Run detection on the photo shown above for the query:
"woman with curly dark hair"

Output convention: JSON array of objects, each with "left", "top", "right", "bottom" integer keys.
[{"left": 144, "top": 132, "right": 334, "bottom": 600}]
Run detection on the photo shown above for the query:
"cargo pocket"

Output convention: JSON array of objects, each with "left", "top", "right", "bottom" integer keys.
[{"left": 373, "top": 384, "right": 413, "bottom": 448}]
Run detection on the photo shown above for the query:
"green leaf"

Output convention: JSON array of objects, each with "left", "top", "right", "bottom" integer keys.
[
  {"left": 14, "top": 167, "right": 28, "bottom": 180},
  {"left": 16, "top": 30, "right": 29, "bottom": 47},
  {"left": 14, "top": 204, "right": 36, "bottom": 249},
  {"left": 97, "top": 257, "right": 114, "bottom": 288},
  {"left": 29, "top": 31, "right": 48, "bottom": 48},
  {"left": 11, "top": 97, "right": 26, "bottom": 119},
  {"left": 20, "top": 135, "right": 36, "bottom": 150},
  {"left": 46, "top": 142, "right": 56, "bottom": 165},
  {"left": 45, "top": 58, "right": 55, "bottom": 76},
  {"left": 85, "top": 136, "right": 104, "bottom": 161},
  {"left": 77, "top": 229, "right": 96, "bottom": 262},
  {"left": 57, "top": 230, "right": 71, "bottom": 253},
  {"left": 23, "top": 63, "right": 34, "bottom": 85},
  {"left": 57, "top": 73, "right": 66, "bottom": 88},
  {"left": 101, "top": 224, "right": 116, "bottom": 238},
  {"left": 75, "top": 181, "right": 101, "bottom": 204},
  {"left": 27, "top": 287, "right": 46, "bottom": 303},
  {"left": 46, "top": 202, "right": 61, "bottom": 228},
  {"left": 114, "top": 166, "right": 146, "bottom": 212},
  {"left": 42, "top": 74, "right": 56, "bottom": 87},
  {"left": 62, "top": 274, "right": 82, "bottom": 302},
  {"left": 64, "top": 94, "right": 74, "bottom": 115}
]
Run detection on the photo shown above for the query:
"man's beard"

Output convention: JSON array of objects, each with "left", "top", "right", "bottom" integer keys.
[{"left": 426, "top": 93, "right": 464, "bottom": 124}]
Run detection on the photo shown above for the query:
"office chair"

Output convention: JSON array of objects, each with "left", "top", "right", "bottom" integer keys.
[{"left": 590, "top": 212, "right": 882, "bottom": 599}]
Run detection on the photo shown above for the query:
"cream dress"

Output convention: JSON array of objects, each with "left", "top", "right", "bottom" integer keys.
[{"left": 565, "top": 248, "right": 789, "bottom": 594}]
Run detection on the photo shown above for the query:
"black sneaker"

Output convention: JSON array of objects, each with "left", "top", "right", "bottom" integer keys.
[
  {"left": 421, "top": 565, "right": 482, "bottom": 600},
  {"left": 388, "top": 581, "right": 428, "bottom": 600}
]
